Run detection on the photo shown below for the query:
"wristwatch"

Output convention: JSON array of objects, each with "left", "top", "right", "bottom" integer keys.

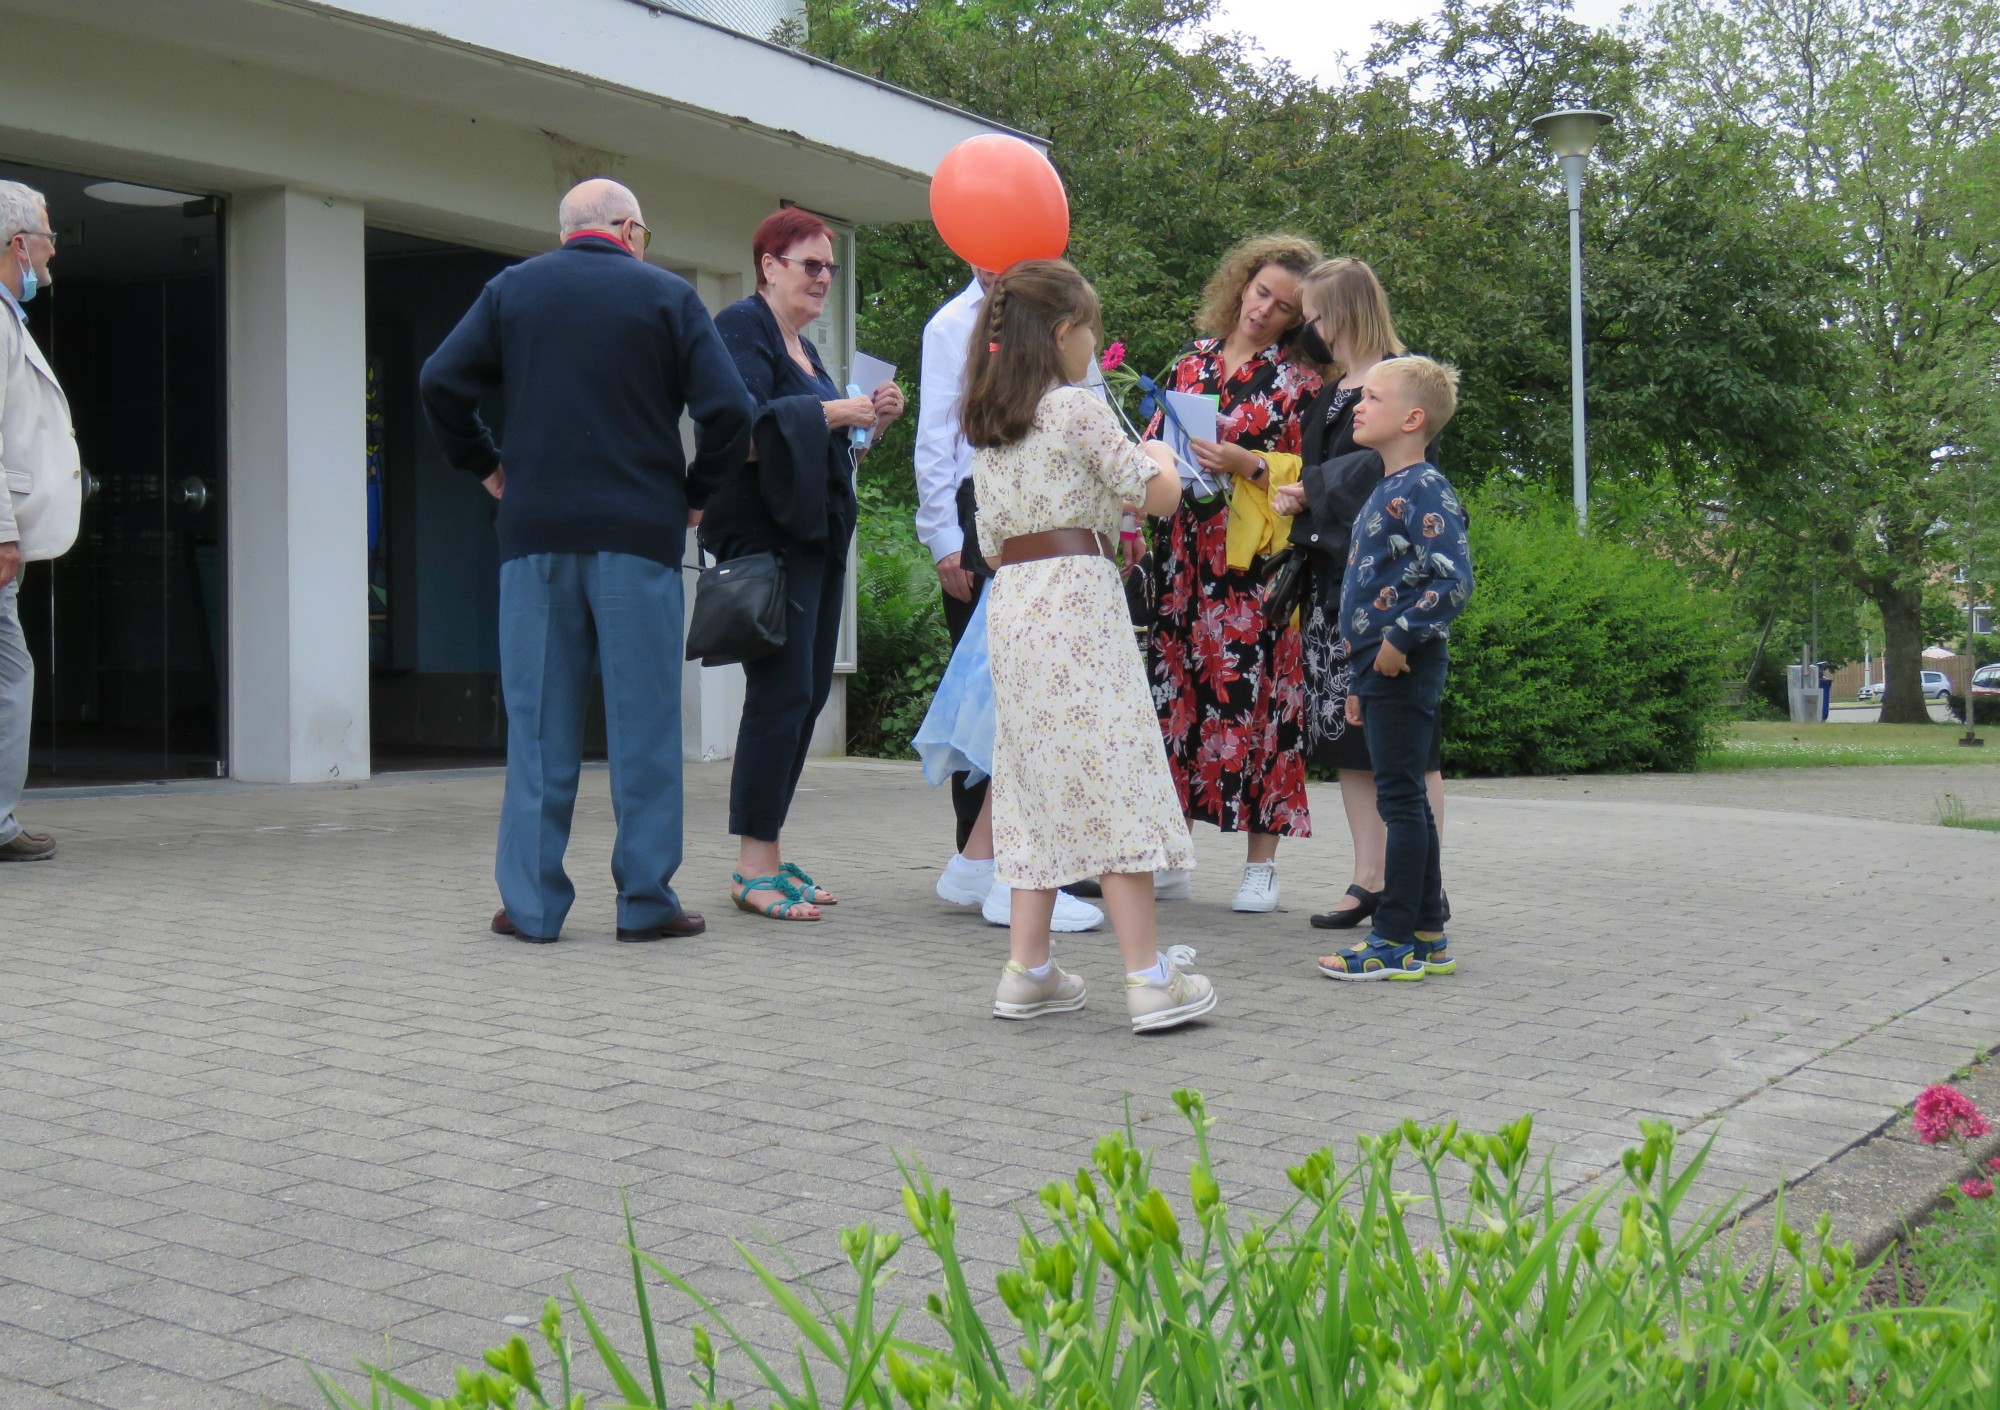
[{"left": 1249, "top": 454, "right": 1268, "bottom": 482}]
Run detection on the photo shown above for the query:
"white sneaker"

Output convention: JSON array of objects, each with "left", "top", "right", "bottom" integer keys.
[
  {"left": 1125, "top": 945, "right": 1218, "bottom": 1033},
  {"left": 1231, "top": 862, "right": 1279, "bottom": 913},
  {"left": 936, "top": 853, "right": 995, "bottom": 907},
  {"left": 983, "top": 884, "right": 1105, "bottom": 932},
  {"left": 994, "top": 960, "right": 1087, "bottom": 1020},
  {"left": 1154, "top": 867, "right": 1191, "bottom": 901}
]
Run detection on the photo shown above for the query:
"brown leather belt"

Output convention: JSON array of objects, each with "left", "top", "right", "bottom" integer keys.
[{"left": 996, "top": 527, "right": 1117, "bottom": 569}]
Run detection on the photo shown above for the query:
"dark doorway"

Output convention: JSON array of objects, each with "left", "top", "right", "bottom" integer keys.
[
  {"left": 6, "top": 161, "right": 226, "bottom": 784},
  {"left": 365, "top": 230, "right": 517, "bottom": 771}
]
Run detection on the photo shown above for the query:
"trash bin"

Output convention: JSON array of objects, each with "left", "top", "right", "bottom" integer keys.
[{"left": 1786, "top": 663, "right": 1824, "bottom": 724}]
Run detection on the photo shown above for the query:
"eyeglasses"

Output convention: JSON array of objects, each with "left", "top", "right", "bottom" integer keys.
[
  {"left": 11, "top": 229, "right": 55, "bottom": 248},
  {"left": 770, "top": 253, "right": 841, "bottom": 281},
  {"left": 621, "top": 218, "right": 652, "bottom": 253}
]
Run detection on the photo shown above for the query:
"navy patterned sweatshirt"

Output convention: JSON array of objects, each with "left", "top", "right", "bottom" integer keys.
[{"left": 1337, "top": 461, "right": 1474, "bottom": 666}]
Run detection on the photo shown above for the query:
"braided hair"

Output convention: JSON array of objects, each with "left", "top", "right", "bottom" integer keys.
[{"left": 959, "top": 260, "right": 1100, "bottom": 449}]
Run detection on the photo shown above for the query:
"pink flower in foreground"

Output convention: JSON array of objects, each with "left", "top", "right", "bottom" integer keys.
[
  {"left": 1100, "top": 341, "right": 1127, "bottom": 371},
  {"left": 1914, "top": 1085, "right": 1990, "bottom": 1145},
  {"left": 1962, "top": 1178, "right": 1994, "bottom": 1200}
]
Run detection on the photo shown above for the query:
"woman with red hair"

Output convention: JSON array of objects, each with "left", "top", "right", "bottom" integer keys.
[{"left": 703, "top": 209, "right": 905, "bottom": 920}]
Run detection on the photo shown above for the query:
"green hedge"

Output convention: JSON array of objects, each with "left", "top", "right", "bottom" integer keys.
[
  {"left": 848, "top": 489, "right": 1729, "bottom": 776},
  {"left": 1947, "top": 693, "right": 2000, "bottom": 727},
  {"left": 848, "top": 488, "right": 951, "bottom": 760},
  {"left": 1443, "top": 492, "right": 1728, "bottom": 775}
]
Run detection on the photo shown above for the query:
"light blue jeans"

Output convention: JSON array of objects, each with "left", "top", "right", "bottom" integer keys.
[
  {"left": 0, "top": 580, "right": 29, "bottom": 846},
  {"left": 496, "top": 552, "right": 686, "bottom": 937}
]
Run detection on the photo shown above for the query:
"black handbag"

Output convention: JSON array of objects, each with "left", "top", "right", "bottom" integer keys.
[
  {"left": 685, "top": 549, "right": 788, "bottom": 666},
  {"left": 1257, "top": 546, "right": 1312, "bottom": 626}
]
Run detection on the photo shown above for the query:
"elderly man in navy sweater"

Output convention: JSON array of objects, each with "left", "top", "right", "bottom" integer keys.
[{"left": 421, "top": 179, "right": 753, "bottom": 945}]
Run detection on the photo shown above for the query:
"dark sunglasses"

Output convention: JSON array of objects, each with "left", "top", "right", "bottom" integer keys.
[{"left": 771, "top": 253, "right": 841, "bottom": 281}]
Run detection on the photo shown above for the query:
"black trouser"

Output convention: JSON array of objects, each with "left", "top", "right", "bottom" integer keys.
[
  {"left": 1354, "top": 641, "right": 1450, "bottom": 945},
  {"left": 942, "top": 572, "right": 989, "bottom": 852},
  {"left": 730, "top": 543, "right": 846, "bottom": 841}
]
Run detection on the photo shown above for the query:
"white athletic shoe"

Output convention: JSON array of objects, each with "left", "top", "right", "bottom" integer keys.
[
  {"left": 1154, "top": 867, "right": 1192, "bottom": 901},
  {"left": 1125, "top": 945, "right": 1218, "bottom": 1033},
  {"left": 1231, "top": 862, "right": 1279, "bottom": 913},
  {"left": 936, "top": 853, "right": 996, "bottom": 907},
  {"left": 993, "top": 959, "right": 1087, "bottom": 1020},
  {"left": 984, "top": 884, "right": 1105, "bottom": 932}
]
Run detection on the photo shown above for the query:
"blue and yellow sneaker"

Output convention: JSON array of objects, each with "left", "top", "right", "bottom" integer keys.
[
  {"left": 1317, "top": 935, "right": 1425, "bottom": 982},
  {"left": 1412, "top": 935, "right": 1455, "bottom": 976}
]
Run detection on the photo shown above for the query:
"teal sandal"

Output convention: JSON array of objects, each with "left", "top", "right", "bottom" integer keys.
[
  {"left": 1317, "top": 935, "right": 1425, "bottom": 982},
  {"left": 779, "top": 861, "right": 837, "bottom": 906},
  {"left": 731, "top": 871, "right": 820, "bottom": 922}
]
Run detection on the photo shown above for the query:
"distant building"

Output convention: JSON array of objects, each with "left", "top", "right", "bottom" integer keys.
[{"left": 3, "top": 0, "right": 1028, "bottom": 784}]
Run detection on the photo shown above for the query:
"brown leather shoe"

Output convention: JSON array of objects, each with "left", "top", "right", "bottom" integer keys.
[
  {"left": 0, "top": 830, "right": 56, "bottom": 862},
  {"left": 617, "top": 911, "right": 706, "bottom": 942},
  {"left": 491, "top": 908, "right": 558, "bottom": 944}
]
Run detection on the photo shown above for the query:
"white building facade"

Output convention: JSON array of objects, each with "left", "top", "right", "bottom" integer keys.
[{"left": 0, "top": 0, "right": 1020, "bottom": 785}]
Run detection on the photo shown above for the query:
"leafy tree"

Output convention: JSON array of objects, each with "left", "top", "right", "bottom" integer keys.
[{"left": 1649, "top": 0, "right": 2000, "bottom": 721}]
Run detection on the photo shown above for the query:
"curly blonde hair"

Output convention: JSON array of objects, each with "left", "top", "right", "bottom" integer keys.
[{"left": 1195, "top": 233, "right": 1322, "bottom": 342}]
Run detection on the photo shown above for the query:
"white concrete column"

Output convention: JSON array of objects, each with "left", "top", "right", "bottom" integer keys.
[
  {"left": 225, "top": 188, "right": 370, "bottom": 782},
  {"left": 682, "top": 268, "right": 748, "bottom": 763}
]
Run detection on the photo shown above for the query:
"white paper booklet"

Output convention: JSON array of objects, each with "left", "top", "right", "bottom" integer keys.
[{"left": 1161, "top": 389, "right": 1221, "bottom": 494}]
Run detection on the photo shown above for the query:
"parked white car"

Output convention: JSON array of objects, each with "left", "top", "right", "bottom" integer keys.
[{"left": 1858, "top": 670, "right": 1952, "bottom": 702}]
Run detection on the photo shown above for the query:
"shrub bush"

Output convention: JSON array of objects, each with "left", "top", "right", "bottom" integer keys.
[
  {"left": 1946, "top": 692, "right": 2000, "bottom": 727},
  {"left": 314, "top": 1092, "right": 2000, "bottom": 1410},
  {"left": 1443, "top": 491, "right": 1729, "bottom": 775},
  {"left": 848, "top": 487, "right": 951, "bottom": 760}
]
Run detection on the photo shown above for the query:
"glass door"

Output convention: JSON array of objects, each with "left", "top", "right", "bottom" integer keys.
[{"left": 12, "top": 166, "right": 226, "bottom": 784}]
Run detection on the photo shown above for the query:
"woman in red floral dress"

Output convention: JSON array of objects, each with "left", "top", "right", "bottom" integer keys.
[{"left": 1143, "top": 234, "right": 1323, "bottom": 914}]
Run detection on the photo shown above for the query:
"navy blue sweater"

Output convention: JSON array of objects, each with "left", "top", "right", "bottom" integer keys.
[
  {"left": 1337, "top": 460, "right": 1475, "bottom": 666},
  {"left": 419, "top": 236, "right": 754, "bottom": 567}
]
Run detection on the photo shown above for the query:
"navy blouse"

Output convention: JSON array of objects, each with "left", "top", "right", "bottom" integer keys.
[{"left": 701, "top": 293, "right": 855, "bottom": 561}]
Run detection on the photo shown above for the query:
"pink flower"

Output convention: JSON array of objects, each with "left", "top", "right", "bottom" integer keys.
[
  {"left": 1962, "top": 1178, "right": 1994, "bottom": 1200},
  {"left": 1100, "top": 341, "right": 1127, "bottom": 371},
  {"left": 1987, "top": 1156, "right": 2000, "bottom": 1173},
  {"left": 1914, "top": 1085, "right": 1991, "bottom": 1145}
]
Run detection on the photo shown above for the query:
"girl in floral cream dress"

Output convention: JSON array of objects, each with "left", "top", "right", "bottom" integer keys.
[{"left": 960, "top": 259, "right": 1217, "bottom": 1034}]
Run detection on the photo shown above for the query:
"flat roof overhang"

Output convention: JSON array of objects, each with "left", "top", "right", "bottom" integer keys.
[{"left": 1, "top": 0, "right": 1039, "bottom": 224}]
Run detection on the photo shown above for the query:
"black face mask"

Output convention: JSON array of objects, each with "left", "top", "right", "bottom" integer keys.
[{"left": 1296, "top": 319, "right": 1334, "bottom": 366}]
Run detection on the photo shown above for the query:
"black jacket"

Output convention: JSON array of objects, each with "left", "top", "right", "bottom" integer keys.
[
  {"left": 419, "top": 235, "right": 753, "bottom": 567},
  {"left": 700, "top": 293, "right": 855, "bottom": 563}
]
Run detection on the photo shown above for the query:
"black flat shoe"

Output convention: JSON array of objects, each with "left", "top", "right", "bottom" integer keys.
[
  {"left": 1064, "top": 878, "right": 1103, "bottom": 899},
  {"left": 1310, "top": 885, "right": 1380, "bottom": 931}
]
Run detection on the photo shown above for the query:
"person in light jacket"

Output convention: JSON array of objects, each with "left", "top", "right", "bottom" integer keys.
[{"left": 0, "top": 180, "right": 81, "bottom": 863}]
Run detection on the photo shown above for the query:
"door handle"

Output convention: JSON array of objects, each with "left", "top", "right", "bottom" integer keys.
[
  {"left": 81, "top": 467, "right": 98, "bottom": 502},
  {"left": 178, "top": 477, "right": 210, "bottom": 513}
]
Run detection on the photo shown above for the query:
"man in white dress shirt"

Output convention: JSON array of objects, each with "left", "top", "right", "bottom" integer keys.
[
  {"left": 912, "top": 267, "right": 996, "bottom": 854},
  {"left": 0, "top": 180, "right": 81, "bottom": 862}
]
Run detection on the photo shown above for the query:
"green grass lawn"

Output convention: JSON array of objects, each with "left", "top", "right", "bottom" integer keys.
[{"left": 1702, "top": 721, "right": 2000, "bottom": 770}]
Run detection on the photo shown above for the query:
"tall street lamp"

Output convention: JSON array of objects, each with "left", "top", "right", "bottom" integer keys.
[{"left": 1530, "top": 108, "right": 1614, "bottom": 530}]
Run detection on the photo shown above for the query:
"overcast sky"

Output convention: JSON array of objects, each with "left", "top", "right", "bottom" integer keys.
[{"left": 1212, "top": 0, "right": 1639, "bottom": 85}]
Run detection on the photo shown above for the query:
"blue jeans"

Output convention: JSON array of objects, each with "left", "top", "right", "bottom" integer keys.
[
  {"left": 497, "top": 552, "right": 686, "bottom": 936},
  {"left": 1354, "top": 640, "right": 1449, "bottom": 945},
  {"left": 0, "top": 580, "right": 29, "bottom": 846}
]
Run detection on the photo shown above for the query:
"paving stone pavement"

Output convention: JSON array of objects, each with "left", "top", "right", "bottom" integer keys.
[{"left": 3, "top": 758, "right": 1998, "bottom": 1407}]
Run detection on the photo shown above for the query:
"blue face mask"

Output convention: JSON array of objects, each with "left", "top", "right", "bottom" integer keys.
[{"left": 13, "top": 239, "right": 36, "bottom": 302}]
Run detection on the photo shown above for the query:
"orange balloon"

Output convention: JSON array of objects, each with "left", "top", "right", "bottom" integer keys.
[{"left": 929, "top": 135, "right": 1070, "bottom": 272}]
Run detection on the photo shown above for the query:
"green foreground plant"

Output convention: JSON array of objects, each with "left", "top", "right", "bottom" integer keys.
[{"left": 315, "top": 1092, "right": 2000, "bottom": 1408}]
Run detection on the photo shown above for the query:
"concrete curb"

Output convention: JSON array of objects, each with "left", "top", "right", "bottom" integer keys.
[{"left": 1733, "top": 1046, "right": 2000, "bottom": 1267}]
